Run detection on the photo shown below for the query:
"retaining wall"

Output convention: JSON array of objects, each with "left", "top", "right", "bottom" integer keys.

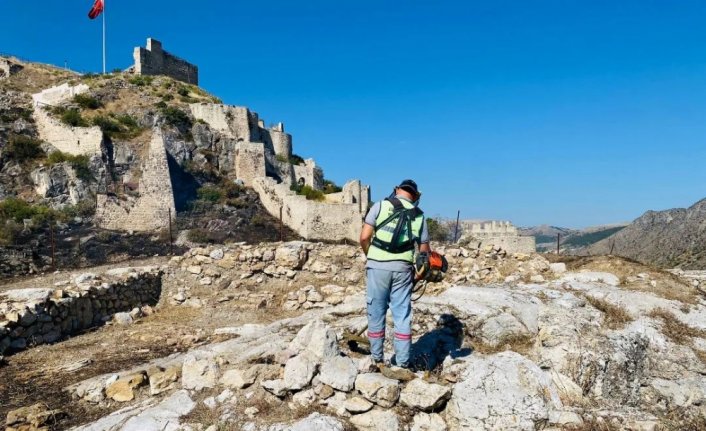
[{"left": 0, "top": 266, "right": 162, "bottom": 355}]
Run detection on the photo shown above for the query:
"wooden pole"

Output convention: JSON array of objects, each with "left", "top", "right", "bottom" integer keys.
[
  {"left": 279, "top": 207, "right": 283, "bottom": 242},
  {"left": 50, "top": 222, "right": 56, "bottom": 271},
  {"left": 454, "top": 210, "right": 461, "bottom": 243},
  {"left": 556, "top": 233, "right": 561, "bottom": 255},
  {"left": 168, "top": 207, "right": 173, "bottom": 252}
]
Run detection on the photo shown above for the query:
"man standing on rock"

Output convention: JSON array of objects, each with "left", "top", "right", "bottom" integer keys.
[{"left": 359, "top": 179, "right": 430, "bottom": 368}]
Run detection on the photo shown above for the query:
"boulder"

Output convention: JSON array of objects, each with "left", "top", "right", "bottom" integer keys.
[
  {"left": 399, "top": 378, "right": 452, "bottom": 411},
  {"left": 355, "top": 373, "right": 400, "bottom": 408},
  {"left": 220, "top": 367, "right": 257, "bottom": 389},
  {"left": 411, "top": 413, "right": 447, "bottom": 431},
  {"left": 149, "top": 366, "right": 181, "bottom": 395},
  {"left": 349, "top": 409, "right": 400, "bottom": 431},
  {"left": 318, "top": 356, "right": 358, "bottom": 391},
  {"left": 106, "top": 373, "right": 146, "bottom": 402},
  {"left": 446, "top": 352, "right": 562, "bottom": 430},
  {"left": 283, "top": 353, "right": 317, "bottom": 390},
  {"left": 479, "top": 313, "right": 531, "bottom": 348},
  {"left": 344, "top": 396, "right": 373, "bottom": 413},
  {"left": 288, "top": 319, "right": 340, "bottom": 360},
  {"left": 181, "top": 355, "right": 220, "bottom": 391},
  {"left": 280, "top": 412, "right": 346, "bottom": 431},
  {"left": 261, "top": 379, "right": 289, "bottom": 397},
  {"left": 275, "top": 242, "right": 309, "bottom": 270}
]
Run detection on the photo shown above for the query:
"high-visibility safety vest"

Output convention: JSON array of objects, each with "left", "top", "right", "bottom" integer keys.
[{"left": 367, "top": 197, "right": 424, "bottom": 264}]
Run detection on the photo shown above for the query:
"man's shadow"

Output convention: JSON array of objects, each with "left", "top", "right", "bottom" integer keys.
[{"left": 408, "top": 313, "right": 472, "bottom": 371}]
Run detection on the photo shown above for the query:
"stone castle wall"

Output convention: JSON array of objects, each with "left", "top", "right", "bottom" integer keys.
[
  {"left": 133, "top": 38, "right": 198, "bottom": 85},
  {"left": 95, "top": 130, "right": 176, "bottom": 231},
  {"left": 31, "top": 84, "right": 104, "bottom": 156},
  {"left": 235, "top": 142, "right": 266, "bottom": 187},
  {"left": 253, "top": 177, "right": 367, "bottom": 242},
  {"left": 459, "top": 220, "right": 535, "bottom": 253}
]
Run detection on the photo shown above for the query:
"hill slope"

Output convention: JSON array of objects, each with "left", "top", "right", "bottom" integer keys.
[
  {"left": 521, "top": 224, "right": 626, "bottom": 252},
  {"left": 584, "top": 198, "right": 706, "bottom": 269}
]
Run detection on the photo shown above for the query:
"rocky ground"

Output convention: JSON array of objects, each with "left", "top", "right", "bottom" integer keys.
[{"left": 1, "top": 241, "right": 706, "bottom": 431}]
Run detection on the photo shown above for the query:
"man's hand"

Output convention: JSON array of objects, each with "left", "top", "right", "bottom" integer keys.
[{"left": 360, "top": 223, "right": 374, "bottom": 255}]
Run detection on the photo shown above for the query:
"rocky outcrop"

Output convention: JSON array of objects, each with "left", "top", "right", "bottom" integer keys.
[
  {"left": 30, "top": 161, "right": 92, "bottom": 206},
  {"left": 583, "top": 197, "right": 706, "bottom": 269}
]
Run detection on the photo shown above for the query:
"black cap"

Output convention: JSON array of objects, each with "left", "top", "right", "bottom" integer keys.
[{"left": 397, "top": 179, "right": 420, "bottom": 197}]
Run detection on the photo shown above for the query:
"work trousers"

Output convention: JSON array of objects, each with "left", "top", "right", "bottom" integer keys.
[{"left": 366, "top": 267, "right": 413, "bottom": 367}]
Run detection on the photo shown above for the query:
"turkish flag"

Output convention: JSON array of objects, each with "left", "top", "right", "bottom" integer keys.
[{"left": 88, "top": 0, "right": 104, "bottom": 19}]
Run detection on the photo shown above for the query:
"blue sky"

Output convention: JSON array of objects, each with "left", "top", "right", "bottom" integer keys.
[{"left": 2, "top": 1, "right": 706, "bottom": 227}]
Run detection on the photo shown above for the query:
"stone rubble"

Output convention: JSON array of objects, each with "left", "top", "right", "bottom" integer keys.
[{"left": 4, "top": 242, "right": 706, "bottom": 430}]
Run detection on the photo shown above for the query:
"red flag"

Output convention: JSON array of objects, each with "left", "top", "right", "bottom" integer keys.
[{"left": 88, "top": 0, "right": 104, "bottom": 19}]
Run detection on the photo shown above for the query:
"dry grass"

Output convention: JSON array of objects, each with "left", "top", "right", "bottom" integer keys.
[
  {"left": 471, "top": 333, "right": 535, "bottom": 356},
  {"left": 648, "top": 308, "right": 706, "bottom": 345},
  {"left": 561, "top": 416, "right": 623, "bottom": 431},
  {"left": 696, "top": 350, "right": 706, "bottom": 365},
  {"left": 555, "top": 255, "right": 702, "bottom": 304},
  {"left": 581, "top": 294, "right": 633, "bottom": 330},
  {"left": 659, "top": 407, "right": 706, "bottom": 431}
]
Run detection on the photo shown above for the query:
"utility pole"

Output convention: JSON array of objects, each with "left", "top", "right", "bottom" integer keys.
[{"left": 556, "top": 233, "right": 561, "bottom": 255}]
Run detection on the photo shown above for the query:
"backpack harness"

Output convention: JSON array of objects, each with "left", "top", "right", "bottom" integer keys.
[{"left": 370, "top": 197, "right": 424, "bottom": 254}]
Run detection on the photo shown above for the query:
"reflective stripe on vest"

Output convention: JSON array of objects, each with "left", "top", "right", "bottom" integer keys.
[{"left": 367, "top": 199, "right": 424, "bottom": 263}]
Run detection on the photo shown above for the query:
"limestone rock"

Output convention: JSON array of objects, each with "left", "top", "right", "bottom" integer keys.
[
  {"left": 220, "top": 367, "right": 257, "bottom": 389},
  {"left": 411, "top": 413, "right": 447, "bottom": 431},
  {"left": 479, "top": 313, "right": 531, "bottom": 348},
  {"left": 112, "top": 312, "right": 133, "bottom": 326},
  {"left": 318, "top": 356, "right": 358, "bottom": 391},
  {"left": 106, "top": 373, "right": 146, "bottom": 402},
  {"left": 277, "top": 412, "right": 345, "bottom": 431},
  {"left": 354, "top": 373, "right": 400, "bottom": 408},
  {"left": 149, "top": 366, "right": 181, "bottom": 395},
  {"left": 181, "top": 355, "right": 220, "bottom": 391},
  {"left": 549, "top": 263, "right": 566, "bottom": 275},
  {"left": 344, "top": 396, "right": 373, "bottom": 413},
  {"left": 283, "top": 353, "right": 317, "bottom": 390},
  {"left": 262, "top": 378, "right": 289, "bottom": 397},
  {"left": 275, "top": 242, "right": 308, "bottom": 270},
  {"left": 5, "top": 403, "right": 65, "bottom": 429},
  {"left": 399, "top": 378, "right": 452, "bottom": 412},
  {"left": 288, "top": 319, "right": 340, "bottom": 360},
  {"left": 349, "top": 409, "right": 400, "bottom": 431},
  {"left": 209, "top": 249, "right": 224, "bottom": 260},
  {"left": 446, "top": 352, "right": 562, "bottom": 430}
]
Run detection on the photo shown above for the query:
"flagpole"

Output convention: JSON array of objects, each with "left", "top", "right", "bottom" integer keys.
[{"left": 102, "top": 0, "right": 106, "bottom": 74}]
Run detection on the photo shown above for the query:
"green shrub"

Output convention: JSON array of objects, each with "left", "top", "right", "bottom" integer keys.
[
  {"left": 155, "top": 101, "right": 168, "bottom": 109},
  {"left": 162, "top": 94, "right": 174, "bottom": 102},
  {"left": 177, "top": 86, "right": 190, "bottom": 97},
  {"left": 0, "top": 198, "right": 37, "bottom": 222},
  {"left": 60, "top": 108, "right": 88, "bottom": 127},
  {"left": 73, "top": 94, "right": 102, "bottom": 109},
  {"left": 187, "top": 228, "right": 210, "bottom": 244},
  {"left": 197, "top": 186, "right": 223, "bottom": 203},
  {"left": 290, "top": 154, "right": 305, "bottom": 165},
  {"left": 427, "top": 217, "right": 451, "bottom": 242},
  {"left": 5, "top": 135, "right": 45, "bottom": 162},
  {"left": 116, "top": 113, "right": 139, "bottom": 129},
  {"left": 226, "top": 198, "right": 248, "bottom": 209},
  {"left": 111, "top": 68, "right": 123, "bottom": 74},
  {"left": 160, "top": 106, "right": 191, "bottom": 127},
  {"left": 61, "top": 199, "right": 96, "bottom": 218},
  {"left": 290, "top": 184, "right": 325, "bottom": 201},
  {"left": 322, "top": 179, "right": 342, "bottom": 194},
  {"left": 92, "top": 115, "right": 121, "bottom": 135},
  {"left": 129, "top": 75, "right": 154, "bottom": 86},
  {"left": 0, "top": 219, "right": 22, "bottom": 245},
  {"left": 47, "top": 151, "right": 92, "bottom": 181}
]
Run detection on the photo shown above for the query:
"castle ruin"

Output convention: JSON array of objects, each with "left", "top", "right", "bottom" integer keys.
[
  {"left": 129, "top": 38, "right": 198, "bottom": 85},
  {"left": 459, "top": 220, "right": 536, "bottom": 253}
]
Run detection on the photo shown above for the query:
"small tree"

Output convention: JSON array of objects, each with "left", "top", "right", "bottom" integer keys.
[{"left": 427, "top": 217, "right": 451, "bottom": 243}]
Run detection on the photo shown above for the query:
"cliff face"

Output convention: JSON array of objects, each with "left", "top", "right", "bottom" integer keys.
[{"left": 584, "top": 198, "right": 706, "bottom": 269}]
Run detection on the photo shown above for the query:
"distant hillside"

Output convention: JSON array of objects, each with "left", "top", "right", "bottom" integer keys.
[
  {"left": 521, "top": 224, "right": 626, "bottom": 252},
  {"left": 583, "top": 198, "right": 706, "bottom": 269}
]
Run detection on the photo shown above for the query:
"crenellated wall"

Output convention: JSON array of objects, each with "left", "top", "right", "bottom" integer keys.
[{"left": 133, "top": 38, "right": 198, "bottom": 85}]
